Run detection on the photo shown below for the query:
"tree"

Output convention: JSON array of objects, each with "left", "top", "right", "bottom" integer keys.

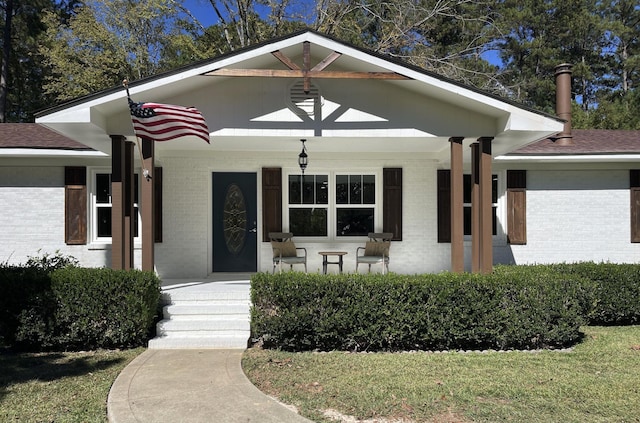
[
  {"left": 0, "top": 0, "right": 58, "bottom": 122},
  {"left": 41, "top": 0, "right": 196, "bottom": 101},
  {"left": 312, "top": 0, "right": 501, "bottom": 92}
]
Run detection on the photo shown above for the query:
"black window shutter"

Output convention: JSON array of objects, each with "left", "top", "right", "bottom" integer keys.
[
  {"left": 507, "top": 170, "right": 527, "bottom": 245},
  {"left": 383, "top": 168, "right": 402, "bottom": 241},
  {"left": 65, "top": 166, "right": 87, "bottom": 245},
  {"left": 262, "top": 167, "right": 282, "bottom": 241},
  {"left": 437, "top": 169, "right": 451, "bottom": 243}
]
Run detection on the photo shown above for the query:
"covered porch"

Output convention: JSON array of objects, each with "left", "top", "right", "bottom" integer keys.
[{"left": 36, "top": 30, "right": 564, "bottom": 278}]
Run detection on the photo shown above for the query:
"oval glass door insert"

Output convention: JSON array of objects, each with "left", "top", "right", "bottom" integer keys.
[{"left": 223, "top": 184, "right": 246, "bottom": 254}]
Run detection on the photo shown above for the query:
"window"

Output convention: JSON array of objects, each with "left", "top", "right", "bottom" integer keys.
[
  {"left": 463, "top": 174, "right": 498, "bottom": 236},
  {"left": 288, "top": 174, "right": 328, "bottom": 236},
  {"left": 287, "top": 172, "right": 377, "bottom": 238},
  {"left": 336, "top": 174, "right": 375, "bottom": 236},
  {"left": 91, "top": 170, "right": 140, "bottom": 242},
  {"left": 437, "top": 170, "right": 501, "bottom": 243}
]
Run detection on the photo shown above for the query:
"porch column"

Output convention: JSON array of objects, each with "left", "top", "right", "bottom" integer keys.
[
  {"left": 470, "top": 143, "right": 480, "bottom": 272},
  {"left": 124, "top": 141, "right": 134, "bottom": 269},
  {"left": 478, "top": 137, "right": 494, "bottom": 274},
  {"left": 141, "top": 137, "right": 155, "bottom": 272},
  {"left": 110, "top": 135, "right": 134, "bottom": 270},
  {"left": 449, "top": 137, "right": 464, "bottom": 273}
]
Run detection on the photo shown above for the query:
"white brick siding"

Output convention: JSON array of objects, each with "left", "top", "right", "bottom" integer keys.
[
  {"left": 0, "top": 166, "right": 121, "bottom": 268},
  {"left": 502, "top": 168, "right": 640, "bottom": 264},
  {"left": 3, "top": 158, "right": 639, "bottom": 278}
]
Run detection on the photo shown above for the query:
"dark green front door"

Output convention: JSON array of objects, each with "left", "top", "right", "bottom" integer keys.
[{"left": 212, "top": 172, "right": 257, "bottom": 272}]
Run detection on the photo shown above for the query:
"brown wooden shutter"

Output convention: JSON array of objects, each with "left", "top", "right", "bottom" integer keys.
[
  {"left": 437, "top": 169, "right": 451, "bottom": 243},
  {"left": 262, "top": 167, "right": 282, "bottom": 241},
  {"left": 65, "top": 166, "right": 87, "bottom": 245},
  {"left": 507, "top": 170, "right": 527, "bottom": 245},
  {"left": 383, "top": 168, "right": 402, "bottom": 241},
  {"left": 631, "top": 170, "right": 640, "bottom": 243},
  {"left": 154, "top": 167, "right": 163, "bottom": 243}
]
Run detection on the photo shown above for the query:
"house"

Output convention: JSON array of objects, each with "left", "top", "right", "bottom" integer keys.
[{"left": 2, "top": 30, "right": 639, "bottom": 278}]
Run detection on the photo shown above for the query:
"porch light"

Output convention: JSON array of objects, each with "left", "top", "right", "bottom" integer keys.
[{"left": 298, "top": 139, "right": 308, "bottom": 175}]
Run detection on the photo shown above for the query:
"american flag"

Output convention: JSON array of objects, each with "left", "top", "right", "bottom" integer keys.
[{"left": 129, "top": 98, "right": 210, "bottom": 143}]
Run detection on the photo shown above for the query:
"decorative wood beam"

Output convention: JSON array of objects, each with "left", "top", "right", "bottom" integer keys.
[
  {"left": 311, "top": 51, "right": 342, "bottom": 72},
  {"left": 272, "top": 50, "right": 300, "bottom": 70},
  {"left": 205, "top": 68, "right": 408, "bottom": 80},
  {"left": 303, "top": 41, "right": 311, "bottom": 93},
  {"left": 205, "top": 42, "right": 410, "bottom": 82}
]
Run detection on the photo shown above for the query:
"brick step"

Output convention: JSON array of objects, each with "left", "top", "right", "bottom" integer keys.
[
  {"left": 157, "top": 318, "right": 249, "bottom": 333},
  {"left": 148, "top": 335, "right": 249, "bottom": 349},
  {"left": 150, "top": 281, "right": 252, "bottom": 349},
  {"left": 164, "top": 303, "right": 250, "bottom": 316},
  {"left": 161, "top": 291, "right": 250, "bottom": 304}
]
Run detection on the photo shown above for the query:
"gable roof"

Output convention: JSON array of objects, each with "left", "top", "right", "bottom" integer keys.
[
  {"left": 35, "top": 29, "right": 559, "bottom": 122},
  {"left": 34, "top": 29, "right": 564, "bottom": 159}
]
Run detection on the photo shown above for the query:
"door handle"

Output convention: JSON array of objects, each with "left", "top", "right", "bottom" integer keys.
[{"left": 249, "top": 228, "right": 257, "bottom": 233}]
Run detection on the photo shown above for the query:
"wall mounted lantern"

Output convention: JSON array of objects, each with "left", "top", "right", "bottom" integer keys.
[{"left": 298, "top": 139, "right": 308, "bottom": 175}]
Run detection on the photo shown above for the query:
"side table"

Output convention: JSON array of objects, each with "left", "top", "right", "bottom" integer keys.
[{"left": 318, "top": 251, "right": 348, "bottom": 274}]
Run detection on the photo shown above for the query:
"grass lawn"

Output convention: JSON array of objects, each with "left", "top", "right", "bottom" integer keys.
[
  {"left": 242, "top": 326, "right": 640, "bottom": 423},
  {"left": 0, "top": 347, "right": 143, "bottom": 423}
]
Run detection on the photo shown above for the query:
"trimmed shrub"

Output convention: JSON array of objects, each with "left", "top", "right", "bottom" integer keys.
[
  {"left": 0, "top": 266, "right": 52, "bottom": 347},
  {"left": 251, "top": 269, "right": 594, "bottom": 352},
  {"left": 549, "top": 262, "right": 640, "bottom": 325},
  {"left": 1, "top": 265, "right": 160, "bottom": 351}
]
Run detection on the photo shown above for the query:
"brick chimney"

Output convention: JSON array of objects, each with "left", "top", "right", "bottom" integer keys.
[{"left": 554, "top": 63, "right": 574, "bottom": 145}]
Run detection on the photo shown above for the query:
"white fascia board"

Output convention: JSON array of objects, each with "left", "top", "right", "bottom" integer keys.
[
  {"left": 501, "top": 111, "right": 564, "bottom": 133},
  {"left": 0, "top": 148, "right": 107, "bottom": 157},
  {"left": 36, "top": 105, "right": 93, "bottom": 124},
  {"left": 36, "top": 101, "right": 109, "bottom": 126},
  {"left": 127, "top": 33, "right": 318, "bottom": 95},
  {"left": 496, "top": 154, "right": 640, "bottom": 163}
]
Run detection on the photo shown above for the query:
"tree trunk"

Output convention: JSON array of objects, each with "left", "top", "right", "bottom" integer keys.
[{"left": 0, "top": 0, "right": 14, "bottom": 123}]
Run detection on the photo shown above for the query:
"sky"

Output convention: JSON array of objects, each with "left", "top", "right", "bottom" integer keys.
[
  {"left": 179, "top": 0, "right": 503, "bottom": 67},
  {"left": 182, "top": 0, "right": 219, "bottom": 27}
]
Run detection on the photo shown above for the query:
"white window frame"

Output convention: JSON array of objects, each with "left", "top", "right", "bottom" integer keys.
[
  {"left": 284, "top": 170, "right": 382, "bottom": 242},
  {"left": 462, "top": 171, "right": 506, "bottom": 242},
  {"left": 89, "top": 167, "right": 142, "bottom": 245}
]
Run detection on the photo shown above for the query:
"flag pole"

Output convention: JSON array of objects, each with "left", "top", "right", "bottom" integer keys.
[{"left": 123, "top": 79, "right": 151, "bottom": 180}]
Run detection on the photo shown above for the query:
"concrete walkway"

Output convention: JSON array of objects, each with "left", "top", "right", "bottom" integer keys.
[
  {"left": 107, "top": 349, "right": 313, "bottom": 423},
  {"left": 107, "top": 275, "right": 313, "bottom": 423}
]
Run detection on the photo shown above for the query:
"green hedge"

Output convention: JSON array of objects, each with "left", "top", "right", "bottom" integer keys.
[
  {"left": 0, "top": 266, "right": 52, "bottom": 347},
  {"left": 251, "top": 269, "right": 594, "bottom": 352},
  {"left": 0, "top": 266, "right": 160, "bottom": 351},
  {"left": 547, "top": 262, "right": 640, "bottom": 325}
]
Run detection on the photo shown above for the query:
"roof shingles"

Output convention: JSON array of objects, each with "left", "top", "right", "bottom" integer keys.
[
  {"left": 511, "top": 129, "right": 640, "bottom": 155},
  {"left": 0, "top": 123, "right": 93, "bottom": 150}
]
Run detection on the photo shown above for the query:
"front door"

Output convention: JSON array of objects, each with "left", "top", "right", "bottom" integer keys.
[{"left": 212, "top": 172, "right": 257, "bottom": 272}]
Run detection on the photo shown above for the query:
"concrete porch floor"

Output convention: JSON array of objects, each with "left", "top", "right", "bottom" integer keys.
[{"left": 160, "top": 272, "right": 255, "bottom": 291}]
